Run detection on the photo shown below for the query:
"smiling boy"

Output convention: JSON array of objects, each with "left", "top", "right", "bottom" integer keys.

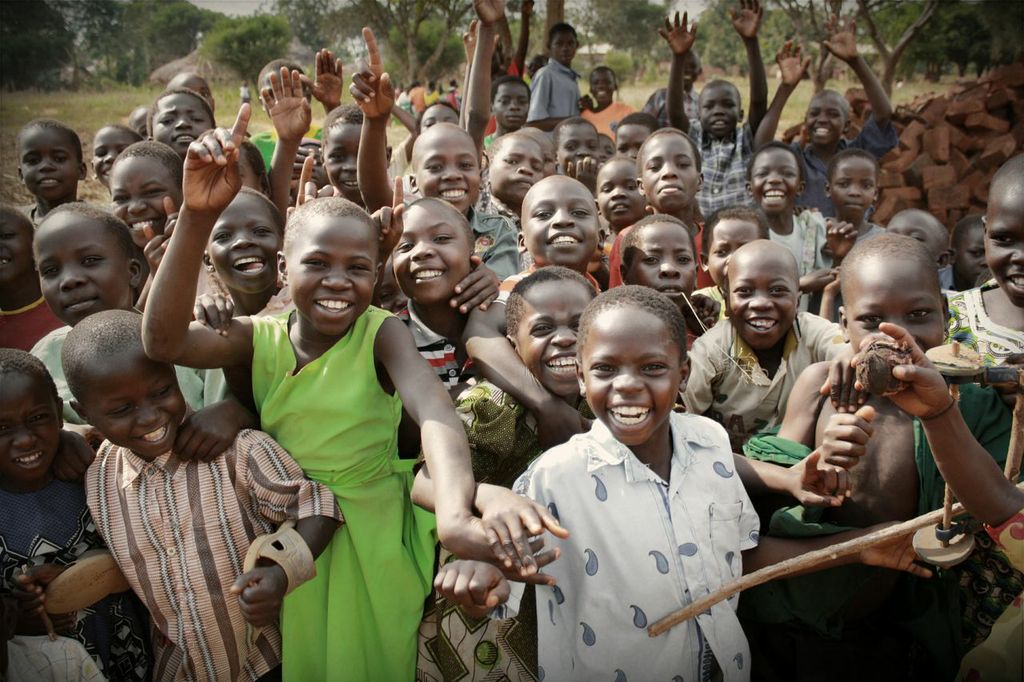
[
  {"left": 149, "top": 89, "right": 216, "bottom": 160},
  {"left": 16, "top": 119, "right": 86, "bottom": 225},
  {"left": 580, "top": 66, "right": 635, "bottom": 139},
  {"left": 525, "top": 22, "right": 582, "bottom": 131}
]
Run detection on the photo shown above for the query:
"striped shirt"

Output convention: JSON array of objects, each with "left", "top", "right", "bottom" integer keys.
[
  {"left": 402, "top": 303, "right": 472, "bottom": 388},
  {"left": 85, "top": 429, "right": 342, "bottom": 682}
]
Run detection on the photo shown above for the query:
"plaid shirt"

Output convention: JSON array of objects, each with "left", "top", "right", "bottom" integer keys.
[{"left": 690, "top": 121, "right": 756, "bottom": 219}]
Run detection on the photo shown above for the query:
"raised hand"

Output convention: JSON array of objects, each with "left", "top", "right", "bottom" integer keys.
[
  {"left": 658, "top": 11, "right": 698, "bottom": 56},
  {"left": 306, "top": 48, "right": 343, "bottom": 111},
  {"left": 372, "top": 176, "right": 405, "bottom": 256},
  {"left": 183, "top": 103, "right": 251, "bottom": 215},
  {"left": 565, "top": 156, "right": 598, "bottom": 193},
  {"left": 463, "top": 19, "right": 479, "bottom": 64},
  {"left": 730, "top": 0, "right": 763, "bottom": 40},
  {"left": 350, "top": 27, "right": 395, "bottom": 121},
  {"left": 262, "top": 67, "right": 311, "bottom": 144},
  {"left": 825, "top": 218, "right": 857, "bottom": 261},
  {"left": 777, "top": 40, "right": 811, "bottom": 87},
  {"left": 823, "top": 15, "right": 859, "bottom": 63},
  {"left": 473, "top": 0, "right": 505, "bottom": 25},
  {"left": 859, "top": 323, "right": 954, "bottom": 420}
]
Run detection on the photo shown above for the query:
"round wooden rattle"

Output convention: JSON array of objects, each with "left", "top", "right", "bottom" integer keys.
[{"left": 45, "top": 550, "right": 130, "bottom": 614}]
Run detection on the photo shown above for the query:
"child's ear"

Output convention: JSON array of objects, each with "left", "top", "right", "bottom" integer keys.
[
  {"left": 55, "top": 399, "right": 64, "bottom": 430},
  {"left": 842, "top": 117, "right": 851, "bottom": 134},
  {"left": 938, "top": 249, "right": 953, "bottom": 268},
  {"left": 202, "top": 251, "right": 215, "bottom": 273},
  {"left": 676, "top": 356, "right": 691, "bottom": 395},
  {"left": 70, "top": 400, "right": 86, "bottom": 424},
  {"left": 77, "top": 160, "right": 87, "bottom": 181},
  {"left": 824, "top": 181, "right": 832, "bottom": 195},
  {"left": 127, "top": 258, "right": 144, "bottom": 290},
  {"left": 505, "top": 332, "right": 518, "bottom": 352},
  {"left": 277, "top": 252, "right": 288, "bottom": 286},
  {"left": 407, "top": 174, "right": 417, "bottom": 194}
]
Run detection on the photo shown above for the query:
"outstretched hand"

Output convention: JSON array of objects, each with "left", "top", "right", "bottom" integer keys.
[
  {"left": 776, "top": 40, "right": 811, "bottom": 87},
  {"left": 825, "top": 218, "right": 857, "bottom": 262},
  {"left": 473, "top": 0, "right": 506, "bottom": 26},
  {"left": 350, "top": 27, "right": 395, "bottom": 120},
  {"left": 857, "top": 323, "right": 954, "bottom": 419},
  {"left": 823, "top": 15, "right": 859, "bottom": 63},
  {"left": 730, "top": 0, "right": 763, "bottom": 40},
  {"left": 658, "top": 11, "right": 698, "bottom": 56},
  {"left": 183, "top": 103, "right": 251, "bottom": 215},
  {"left": 306, "top": 48, "right": 343, "bottom": 111},
  {"left": 371, "top": 176, "right": 405, "bottom": 257},
  {"left": 262, "top": 67, "right": 312, "bottom": 144}
]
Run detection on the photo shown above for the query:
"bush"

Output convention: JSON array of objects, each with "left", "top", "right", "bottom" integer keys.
[
  {"left": 605, "top": 51, "right": 635, "bottom": 82},
  {"left": 202, "top": 14, "right": 292, "bottom": 84}
]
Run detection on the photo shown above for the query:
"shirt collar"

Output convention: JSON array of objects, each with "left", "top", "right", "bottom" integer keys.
[
  {"left": 731, "top": 323, "right": 800, "bottom": 378},
  {"left": 120, "top": 448, "right": 173, "bottom": 489},
  {"left": 546, "top": 58, "right": 580, "bottom": 80},
  {"left": 583, "top": 413, "right": 714, "bottom": 483},
  {"left": 404, "top": 303, "right": 447, "bottom": 347}
]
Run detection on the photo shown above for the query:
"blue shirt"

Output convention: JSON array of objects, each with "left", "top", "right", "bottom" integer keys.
[
  {"left": 791, "top": 113, "right": 898, "bottom": 217},
  {"left": 527, "top": 59, "right": 581, "bottom": 122}
]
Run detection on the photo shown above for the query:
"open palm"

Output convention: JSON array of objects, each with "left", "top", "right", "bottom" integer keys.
[
  {"left": 658, "top": 11, "right": 698, "bottom": 56},
  {"left": 263, "top": 68, "right": 311, "bottom": 142},
  {"left": 183, "top": 104, "right": 250, "bottom": 214}
]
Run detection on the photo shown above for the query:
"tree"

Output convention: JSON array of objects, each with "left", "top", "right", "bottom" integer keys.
[
  {"left": 772, "top": 0, "right": 843, "bottom": 93},
  {"left": 347, "top": 0, "right": 474, "bottom": 82},
  {"left": 856, "top": 0, "right": 939, "bottom": 96},
  {"left": 203, "top": 14, "right": 292, "bottom": 83},
  {"left": 143, "top": 0, "right": 221, "bottom": 67},
  {"left": 0, "top": 0, "right": 72, "bottom": 90},
  {"left": 575, "top": 0, "right": 667, "bottom": 77},
  {"left": 273, "top": 0, "right": 345, "bottom": 52}
]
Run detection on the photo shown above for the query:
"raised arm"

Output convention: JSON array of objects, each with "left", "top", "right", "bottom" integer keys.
[
  {"left": 823, "top": 16, "right": 892, "bottom": 127},
  {"left": 732, "top": 0, "right": 767, "bottom": 133},
  {"left": 351, "top": 27, "right": 396, "bottom": 212},
  {"left": 659, "top": 11, "right": 697, "bottom": 134},
  {"left": 142, "top": 105, "right": 255, "bottom": 370},
  {"left": 307, "top": 49, "right": 344, "bottom": 116},
  {"left": 264, "top": 68, "right": 312, "bottom": 218},
  {"left": 512, "top": 0, "right": 533, "bottom": 75},
  {"left": 754, "top": 41, "right": 810, "bottom": 148},
  {"left": 465, "top": 0, "right": 505, "bottom": 149}
]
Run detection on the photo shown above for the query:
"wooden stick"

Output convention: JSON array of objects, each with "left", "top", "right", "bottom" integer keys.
[
  {"left": 1003, "top": 378, "right": 1023, "bottom": 483},
  {"left": 940, "top": 485, "right": 954, "bottom": 547},
  {"left": 647, "top": 481, "right": 1024, "bottom": 637}
]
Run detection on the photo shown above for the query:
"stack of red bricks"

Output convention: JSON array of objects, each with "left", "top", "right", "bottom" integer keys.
[{"left": 784, "top": 59, "right": 1024, "bottom": 229}]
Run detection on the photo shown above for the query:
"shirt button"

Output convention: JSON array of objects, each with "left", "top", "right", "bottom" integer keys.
[{"left": 167, "top": 546, "right": 177, "bottom": 558}]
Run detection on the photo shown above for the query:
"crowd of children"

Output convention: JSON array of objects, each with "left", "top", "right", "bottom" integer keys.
[{"left": 2, "top": 0, "right": 1022, "bottom": 680}]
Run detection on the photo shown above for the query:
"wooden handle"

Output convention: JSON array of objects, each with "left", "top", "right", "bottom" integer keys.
[{"left": 647, "top": 481, "right": 1024, "bottom": 637}]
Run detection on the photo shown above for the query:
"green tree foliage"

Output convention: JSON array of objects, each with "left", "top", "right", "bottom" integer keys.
[
  {"left": 384, "top": 19, "right": 464, "bottom": 86},
  {"left": 0, "top": 0, "right": 72, "bottom": 90},
  {"left": 143, "top": 0, "right": 220, "bottom": 68},
  {"left": 697, "top": 0, "right": 791, "bottom": 76},
  {"left": 575, "top": 0, "right": 668, "bottom": 70},
  {"left": 203, "top": 15, "right": 293, "bottom": 83},
  {"left": 273, "top": 0, "right": 347, "bottom": 53}
]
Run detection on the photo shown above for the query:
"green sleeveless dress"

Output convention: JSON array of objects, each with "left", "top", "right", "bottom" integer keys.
[{"left": 251, "top": 307, "right": 436, "bottom": 680}]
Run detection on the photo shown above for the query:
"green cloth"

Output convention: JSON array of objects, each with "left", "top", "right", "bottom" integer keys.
[
  {"left": 30, "top": 325, "right": 206, "bottom": 423},
  {"left": 251, "top": 126, "right": 323, "bottom": 170},
  {"left": 740, "top": 384, "right": 1015, "bottom": 678},
  {"left": 251, "top": 308, "right": 436, "bottom": 681}
]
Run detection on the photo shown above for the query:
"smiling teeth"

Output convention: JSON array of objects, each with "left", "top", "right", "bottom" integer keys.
[
  {"left": 815, "top": 127, "right": 830, "bottom": 135},
  {"left": 133, "top": 219, "right": 155, "bottom": 231},
  {"left": 1009, "top": 275, "right": 1024, "bottom": 286},
  {"left": 551, "top": 235, "right": 579, "bottom": 245},
  {"left": 141, "top": 425, "right": 167, "bottom": 443},
  {"left": 546, "top": 356, "right": 577, "bottom": 372},
  {"left": 317, "top": 299, "right": 351, "bottom": 310},
  {"left": 176, "top": 135, "right": 195, "bottom": 143},
  {"left": 15, "top": 451, "right": 43, "bottom": 465},
  {"left": 414, "top": 269, "right": 444, "bottom": 282},
  {"left": 441, "top": 189, "right": 466, "bottom": 200},
  {"left": 748, "top": 318, "right": 776, "bottom": 330},
  {"left": 233, "top": 256, "right": 265, "bottom": 271},
  {"left": 609, "top": 406, "right": 650, "bottom": 424},
  {"left": 764, "top": 190, "right": 786, "bottom": 198}
]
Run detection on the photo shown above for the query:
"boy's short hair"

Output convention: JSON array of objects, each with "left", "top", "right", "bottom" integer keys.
[
  {"left": 579, "top": 285, "right": 687, "bottom": 359},
  {"left": 0, "top": 203, "right": 33, "bottom": 233},
  {"left": 95, "top": 123, "right": 143, "bottom": 145},
  {"left": 419, "top": 100, "right": 460, "bottom": 122},
  {"left": 547, "top": 22, "right": 578, "bottom": 45},
  {"left": 323, "top": 104, "right": 363, "bottom": 134},
  {"left": 839, "top": 233, "right": 939, "bottom": 301},
  {"left": 811, "top": 89, "right": 851, "bottom": 120},
  {"left": 701, "top": 79, "right": 742, "bottom": 107},
  {"left": 622, "top": 214, "right": 696, "bottom": 266},
  {"left": 16, "top": 119, "right": 83, "bottom": 162},
  {"left": 284, "top": 196, "right": 377, "bottom": 258},
  {"left": 149, "top": 89, "right": 215, "bottom": 136},
  {"left": 617, "top": 112, "right": 660, "bottom": 134},
  {"left": 258, "top": 59, "right": 305, "bottom": 89},
  {"left": 490, "top": 75, "right": 529, "bottom": 102},
  {"left": 40, "top": 202, "right": 136, "bottom": 260},
  {"left": 952, "top": 214, "right": 984, "bottom": 248},
  {"left": 637, "top": 128, "right": 702, "bottom": 173},
  {"left": 888, "top": 208, "right": 950, "bottom": 248},
  {"left": 589, "top": 66, "right": 617, "bottom": 87},
  {"left": 406, "top": 197, "right": 474, "bottom": 243},
  {"left": 0, "top": 348, "right": 60, "bottom": 409},
  {"left": 112, "top": 140, "right": 184, "bottom": 189},
  {"left": 553, "top": 117, "right": 597, "bottom": 149},
  {"left": 62, "top": 309, "right": 147, "bottom": 401},
  {"left": 826, "top": 148, "right": 879, "bottom": 182},
  {"left": 506, "top": 266, "right": 595, "bottom": 335},
  {"left": 748, "top": 140, "right": 805, "bottom": 183},
  {"left": 704, "top": 206, "right": 770, "bottom": 258},
  {"left": 488, "top": 130, "right": 544, "bottom": 158}
]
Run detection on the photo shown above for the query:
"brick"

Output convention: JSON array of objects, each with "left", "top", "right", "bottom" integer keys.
[
  {"left": 946, "top": 98, "right": 985, "bottom": 123},
  {"left": 986, "top": 88, "right": 1011, "bottom": 110},
  {"left": 949, "top": 125, "right": 984, "bottom": 153},
  {"left": 899, "top": 120, "right": 927, "bottom": 153},
  {"left": 904, "top": 153, "right": 934, "bottom": 187},
  {"left": 949, "top": 147, "right": 970, "bottom": 177},
  {"left": 878, "top": 169, "right": 905, "bottom": 188},
  {"left": 964, "top": 112, "right": 1011, "bottom": 133},
  {"left": 928, "top": 208, "right": 948, "bottom": 226},
  {"left": 920, "top": 97, "right": 949, "bottom": 126},
  {"left": 928, "top": 185, "right": 970, "bottom": 210},
  {"left": 960, "top": 170, "right": 985, "bottom": 194},
  {"left": 984, "top": 61, "right": 1024, "bottom": 88},
  {"left": 973, "top": 179, "right": 990, "bottom": 204},
  {"left": 922, "top": 164, "right": 956, "bottom": 190},
  {"left": 883, "top": 149, "right": 918, "bottom": 174},
  {"left": 886, "top": 187, "right": 923, "bottom": 201},
  {"left": 978, "top": 133, "right": 1018, "bottom": 170},
  {"left": 875, "top": 190, "right": 921, "bottom": 224},
  {"left": 922, "top": 126, "right": 951, "bottom": 163}
]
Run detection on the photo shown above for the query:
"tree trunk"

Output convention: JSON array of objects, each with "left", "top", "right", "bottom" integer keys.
[
  {"left": 544, "top": 0, "right": 565, "bottom": 53},
  {"left": 812, "top": 50, "right": 831, "bottom": 93}
]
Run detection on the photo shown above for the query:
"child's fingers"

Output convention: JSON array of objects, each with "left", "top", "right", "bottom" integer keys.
[
  {"left": 295, "top": 155, "right": 315, "bottom": 208},
  {"left": 363, "top": 27, "right": 382, "bottom": 69},
  {"left": 289, "top": 68, "right": 304, "bottom": 98},
  {"left": 230, "top": 102, "right": 251, "bottom": 145},
  {"left": 305, "top": 181, "right": 319, "bottom": 202},
  {"left": 485, "top": 526, "right": 514, "bottom": 568}
]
